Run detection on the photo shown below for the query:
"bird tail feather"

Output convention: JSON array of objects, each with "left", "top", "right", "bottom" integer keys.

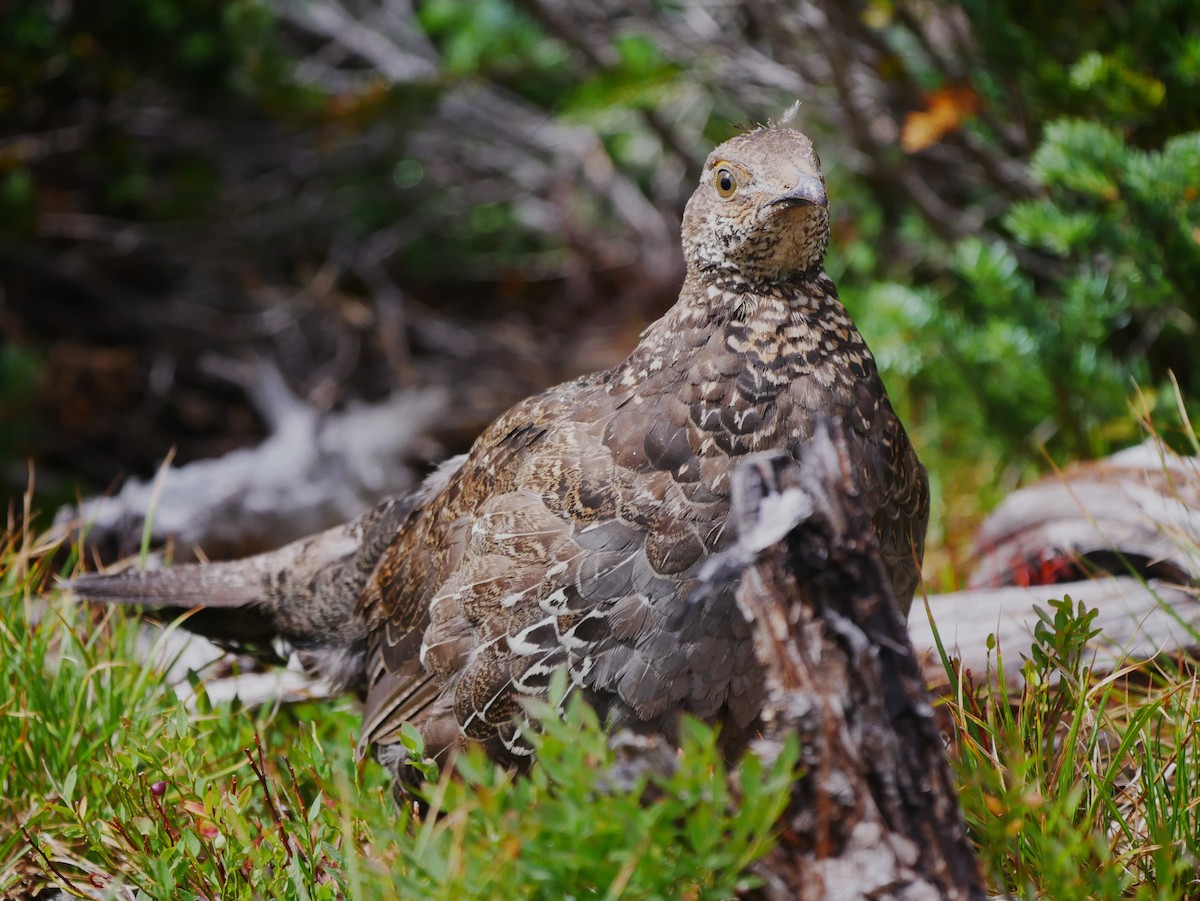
[
  {"left": 67, "top": 560, "right": 269, "bottom": 610},
  {"left": 65, "top": 495, "right": 410, "bottom": 650}
]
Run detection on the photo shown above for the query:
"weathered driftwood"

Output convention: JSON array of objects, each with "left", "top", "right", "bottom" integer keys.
[
  {"left": 704, "top": 428, "right": 984, "bottom": 900},
  {"left": 914, "top": 577, "right": 1200, "bottom": 693},
  {"left": 916, "top": 437, "right": 1200, "bottom": 692},
  {"left": 968, "top": 438, "right": 1200, "bottom": 589},
  {"left": 54, "top": 369, "right": 447, "bottom": 563}
]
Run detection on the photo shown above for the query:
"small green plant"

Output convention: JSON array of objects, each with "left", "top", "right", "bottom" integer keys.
[
  {"left": 945, "top": 590, "right": 1200, "bottom": 898},
  {"left": 393, "top": 694, "right": 796, "bottom": 899},
  {"left": 1, "top": 524, "right": 795, "bottom": 899},
  {"left": 1027, "top": 594, "right": 1103, "bottom": 687}
]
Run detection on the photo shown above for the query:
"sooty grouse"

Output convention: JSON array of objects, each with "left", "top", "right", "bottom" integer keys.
[{"left": 70, "top": 122, "right": 929, "bottom": 783}]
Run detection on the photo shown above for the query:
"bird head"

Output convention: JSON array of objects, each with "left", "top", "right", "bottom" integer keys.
[{"left": 681, "top": 126, "right": 829, "bottom": 284}]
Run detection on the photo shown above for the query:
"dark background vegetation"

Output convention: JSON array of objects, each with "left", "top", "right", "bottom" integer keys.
[{"left": 2, "top": 0, "right": 1198, "bottom": 585}]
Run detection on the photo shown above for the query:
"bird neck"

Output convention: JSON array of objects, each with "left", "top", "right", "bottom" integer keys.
[
  {"left": 613, "top": 266, "right": 869, "bottom": 393},
  {"left": 674, "top": 266, "right": 846, "bottom": 328}
]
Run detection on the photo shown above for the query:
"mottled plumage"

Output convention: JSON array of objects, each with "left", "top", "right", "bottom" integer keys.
[{"left": 70, "top": 124, "right": 929, "bottom": 785}]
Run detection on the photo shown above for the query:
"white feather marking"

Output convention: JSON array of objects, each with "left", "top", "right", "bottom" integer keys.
[
  {"left": 500, "top": 727, "right": 535, "bottom": 757},
  {"left": 512, "top": 661, "right": 555, "bottom": 694},
  {"left": 507, "top": 619, "right": 554, "bottom": 656},
  {"left": 540, "top": 587, "right": 569, "bottom": 614},
  {"left": 428, "top": 589, "right": 459, "bottom": 610},
  {"left": 500, "top": 583, "right": 537, "bottom": 609},
  {"left": 571, "top": 655, "right": 595, "bottom": 680},
  {"left": 560, "top": 613, "right": 603, "bottom": 651}
]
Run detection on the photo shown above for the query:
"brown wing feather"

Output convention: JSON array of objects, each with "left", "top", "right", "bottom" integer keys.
[{"left": 357, "top": 275, "right": 928, "bottom": 768}]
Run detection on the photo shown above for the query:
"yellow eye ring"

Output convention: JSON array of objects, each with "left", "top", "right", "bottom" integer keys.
[{"left": 714, "top": 167, "right": 737, "bottom": 198}]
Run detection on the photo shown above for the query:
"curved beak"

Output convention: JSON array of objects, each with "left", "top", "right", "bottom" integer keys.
[{"left": 767, "top": 174, "right": 827, "bottom": 209}]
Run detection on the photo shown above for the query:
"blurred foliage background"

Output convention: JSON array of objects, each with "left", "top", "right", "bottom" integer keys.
[{"left": 2, "top": 0, "right": 1198, "bottom": 585}]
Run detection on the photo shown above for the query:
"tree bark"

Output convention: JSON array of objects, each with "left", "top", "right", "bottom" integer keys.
[{"left": 713, "top": 424, "right": 984, "bottom": 900}]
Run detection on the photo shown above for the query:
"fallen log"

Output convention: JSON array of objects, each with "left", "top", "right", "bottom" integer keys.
[
  {"left": 914, "top": 577, "right": 1200, "bottom": 693},
  {"left": 968, "top": 438, "right": 1200, "bottom": 589}
]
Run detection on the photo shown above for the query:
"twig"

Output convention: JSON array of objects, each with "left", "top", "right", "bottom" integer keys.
[
  {"left": 19, "top": 825, "right": 82, "bottom": 895},
  {"left": 245, "top": 732, "right": 294, "bottom": 864}
]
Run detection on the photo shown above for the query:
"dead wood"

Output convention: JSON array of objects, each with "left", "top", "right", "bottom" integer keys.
[
  {"left": 915, "top": 577, "right": 1200, "bottom": 693},
  {"left": 700, "top": 424, "right": 984, "bottom": 900},
  {"left": 968, "top": 439, "right": 1200, "bottom": 590},
  {"left": 54, "top": 370, "right": 448, "bottom": 563}
]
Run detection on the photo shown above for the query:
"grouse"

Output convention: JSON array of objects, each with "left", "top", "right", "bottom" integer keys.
[{"left": 69, "top": 123, "right": 929, "bottom": 784}]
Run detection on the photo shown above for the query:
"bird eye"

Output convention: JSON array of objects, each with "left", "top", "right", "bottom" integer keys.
[{"left": 714, "top": 167, "right": 737, "bottom": 198}]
